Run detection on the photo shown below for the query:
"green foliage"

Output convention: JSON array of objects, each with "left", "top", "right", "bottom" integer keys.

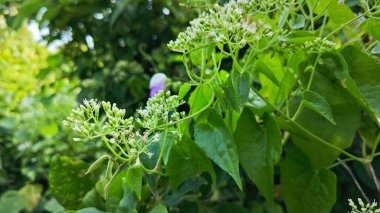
[
  {"left": 2, "top": 0, "right": 380, "bottom": 212},
  {"left": 49, "top": 156, "right": 96, "bottom": 210},
  {"left": 234, "top": 109, "right": 281, "bottom": 201},
  {"left": 194, "top": 109, "right": 242, "bottom": 189},
  {"left": 281, "top": 147, "right": 337, "bottom": 213}
]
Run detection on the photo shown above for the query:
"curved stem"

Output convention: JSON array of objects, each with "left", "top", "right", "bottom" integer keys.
[
  {"left": 152, "top": 128, "right": 168, "bottom": 172},
  {"left": 155, "top": 86, "right": 215, "bottom": 130},
  {"left": 325, "top": 12, "right": 368, "bottom": 38},
  {"left": 338, "top": 158, "right": 370, "bottom": 203},
  {"left": 252, "top": 87, "right": 367, "bottom": 163},
  {"left": 370, "top": 132, "right": 380, "bottom": 160}
]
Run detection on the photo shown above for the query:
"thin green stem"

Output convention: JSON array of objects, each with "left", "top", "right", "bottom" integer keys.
[
  {"left": 370, "top": 132, "right": 380, "bottom": 160},
  {"left": 325, "top": 12, "right": 368, "bottom": 38},
  {"left": 252, "top": 87, "right": 367, "bottom": 163},
  {"left": 152, "top": 128, "right": 168, "bottom": 172},
  {"left": 155, "top": 86, "right": 215, "bottom": 130}
]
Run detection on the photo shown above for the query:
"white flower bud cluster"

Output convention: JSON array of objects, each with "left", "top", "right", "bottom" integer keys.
[
  {"left": 63, "top": 99, "right": 102, "bottom": 139},
  {"left": 167, "top": 0, "right": 274, "bottom": 53},
  {"left": 63, "top": 91, "right": 184, "bottom": 161},
  {"left": 136, "top": 91, "right": 185, "bottom": 129},
  {"left": 349, "top": 198, "right": 380, "bottom": 213},
  {"left": 303, "top": 37, "right": 336, "bottom": 53}
]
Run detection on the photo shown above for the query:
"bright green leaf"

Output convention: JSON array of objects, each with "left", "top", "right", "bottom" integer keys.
[
  {"left": 365, "top": 18, "right": 380, "bottom": 41},
  {"left": 188, "top": 85, "right": 213, "bottom": 117},
  {"left": 178, "top": 82, "right": 191, "bottom": 100},
  {"left": 149, "top": 203, "right": 168, "bottom": 213},
  {"left": 255, "top": 61, "right": 280, "bottom": 86}
]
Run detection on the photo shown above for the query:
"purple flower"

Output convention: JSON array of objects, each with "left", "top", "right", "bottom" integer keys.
[{"left": 149, "top": 73, "right": 167, "bottom": 97}]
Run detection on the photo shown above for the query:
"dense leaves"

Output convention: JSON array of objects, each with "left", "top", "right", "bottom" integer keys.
[
  {"left": 282, "top": 147, "right": 336, "bottom": 213},
  {"left": 1, "top": 0, "right": 380, "bottom": 212}
]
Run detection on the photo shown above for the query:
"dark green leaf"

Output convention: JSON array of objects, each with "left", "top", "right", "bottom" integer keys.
[
  {"left": 232, "top": 70, "right": 251, "bottom": 109},
  {"left": 166, "top": 137, "right": 215, "bottom": 190},
  {"left": 292, "top": 54, "right": 361, "bottom": 169},
  {"left": 160, "top": 132, "right": 176, "bottom": 165},
  {"left": 11, "top": 0, "right": 45, "bottom": 29},
  {"left": 302, "top": 90, "right": 336, "bottom": 125},
  {"left": 341, "top": 45, "right": 380, "bottom": 124},
  {"left": 234, "top": 109, "right": 282, "bottom": 201},
  {"left": 281, "top": 147, "right": 336, "bottom": 213},
  {"left": 124, "top": 166, "right": 143, "bottom": 200},
  {"left": 81, "top": 190, "right": 105, "bottom": 211},
  {"left": 194, "top": 109, "right": 242, "bottom": 189},
  {"left": 49, "top": 156, "right": 95, "bottom": 210}
]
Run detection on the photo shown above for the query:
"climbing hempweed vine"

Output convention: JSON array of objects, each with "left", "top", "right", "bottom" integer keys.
[{"left": 58, "top": 0, "right": 380, "bottom": 212}]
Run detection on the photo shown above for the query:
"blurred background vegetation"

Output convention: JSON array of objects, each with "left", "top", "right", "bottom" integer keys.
[
  {"left": 0, "top": 0, "right": 378, "bottom": 212},
  {"left": 0, "top": 0, "right": 198, "bottom": 211}
]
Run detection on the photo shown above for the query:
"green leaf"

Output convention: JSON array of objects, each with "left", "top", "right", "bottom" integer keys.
[
  {"left": 281, "top": 147, "right": 336, "bottom": 213},
  {"left": 341, "top": 45, "right": 380, "bottom": 124},
  {"left": 291, "top": 54, "right": 361, "bottom": 169},
  {"left": 310, "top": 0, "right": 355, "bottom": 27},
  {"left": 166, "top": 136, "right": 215, "bottom": 190},
  {"left": 19, "top": 184, "right": 42, "bottom": 212},
  {"left": 178, "top": 82, "right": 191, "bottom": 100},
  {"left": 160, "top": 132, "right": 176, "bottom": 165},
  {"left": 104, "top": 171, "right": 127, "bottom": 212},
  {"left": 124, "top": 166, "right": 143, "bottom": 200},
  {"left": 194, "top": 109, "right": 242, "bottom": 189},
  {"left": 232, "top": 70, "right": 251, "bottom": 108},
  {"left": 222, "top": 75, "right": 240, "bottom": 111},
  {"left": 71, "top": 207, "right": 109, "bottom": 213},
  {"left": 11, "top": 0, "right": 45, "bottom": 29},
  {"left": 80, "top": 190, "right": 105, "bottom": 211},
  {"left": 49, "top": 156, "right": 96, "bottom": 210},
  {"left": 279, "top": 31, "right": 316, "bottom": 43},
  {"left": 44, "top": 198, "right": 65, "bottom": 213},
  {"left": 289, "top": 14, "right": 305, "bottom": 29},
  {"left": 188, "top": 85, "right": 213, "bottom": 117},
  {"left": 234, "top": 109, "right": 282, "bottom": 201},
  {"left": 0, "top": 190, "right": 26, "bottom": 213},
  {"left": 365, "top": 18, "right": 380, "bottom": 41},
  {"left": 255, "top": 60, "right": 280, "bottom": 86},
  {"left": 222, "top": 70, "right": 251, "bottom": 111},
  {"left": 302, "top": 90, "right": 336, "bottom": 125},
  {"left": 149, "top": 203, "right": 168, "bottom": 213}
]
